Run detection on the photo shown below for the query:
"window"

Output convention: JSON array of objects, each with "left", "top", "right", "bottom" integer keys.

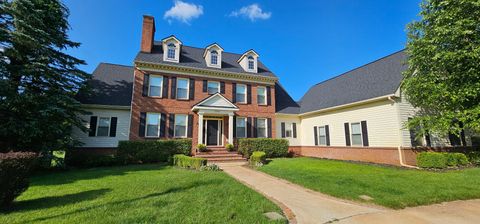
[
  {"left": 351, "top": 123, "right": 362, "bottom": 146},
  {"left": 148, "top": 75, "right": 163, "bottom": 97},
  {"left": 247, "top": 56, "right": 254, "bottom": 70},
  {"left": 167, "top": 43, "right": 176, "bottom": 59},
  {"left": 146, "top": 113, "right": 161, "bottom": 137},
  {"left": 257, "top": 86, "right": 267, "bottom": 105},
  {"left": 256, "top": 118, "right": 267, "bottom": 138},
  {"left": 285, "top": 123, "right": 293, "bottom": 138},
  {"left": 211, "top": 50, "right": 218, "bottom": 65},
  {"left": 176, "top": 78, "right": 189, "bottom": 100},
  {"left": 97, "top": 117, "right": 110, "bottom": 137},
  {"left": 236, "top": 117, "right": 247, "bottom": 138},
  {"left": 207, "top": 81, "right": 220, "bottom": 94},
  {"left": 236, "top": 84, "right": 247, "bottom": 103},
  {"left": 318, "top": 126, "right": 327, "bottom": 145},
  {"left": 174, "top": 114, "right": 188, "bottom": 138}
]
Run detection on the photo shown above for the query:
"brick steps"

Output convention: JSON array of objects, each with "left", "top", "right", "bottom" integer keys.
[{"left": 195, "top": 148, "right": 246, "bottom": 163}]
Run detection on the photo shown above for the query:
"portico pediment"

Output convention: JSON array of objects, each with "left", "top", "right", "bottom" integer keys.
[{"left": 192, "top": 93, "right": 239, "bottom": 112}]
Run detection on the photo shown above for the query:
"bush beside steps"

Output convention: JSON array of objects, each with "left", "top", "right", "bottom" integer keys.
[
  {"left": 173, "top": 154, "right": 206, "bottom": 170},
  {"left": 417, "top": 152, "right": 469, "bottom": 169},
  {"left": 250, "top": 151, "right": 266, "bottom": 167}
]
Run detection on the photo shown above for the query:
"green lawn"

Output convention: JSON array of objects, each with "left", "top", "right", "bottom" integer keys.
[
  {"left": 259, "top": 157, "right": 480, "bottom": 209},
  {"left": 1, "top": 164, "right": 284, "bottom": 224}
]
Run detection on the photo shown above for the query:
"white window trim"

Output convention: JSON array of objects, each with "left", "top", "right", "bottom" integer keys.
[
  {"left": 247, "top": 56, "right": 255, "bottom": 71},
  {"left": 148, "top": 75, "right": 163, "bottom": 97},
  {"left": 207, "top": 81, "right": 220, "bottom": 94},
  {"left": 211, "top": 51, "right": 218, "bottom": 65},
  {"left": 174, "top": 114, "right": 188, "bottom": 138},
  {"left": 257, "top": 86, "right": 267, "bottom": 105},
  {"left": 257, "top": 118, "right": 268, "bottom": 138},
  {"left": 236, "top": 84, "right": 247, "bottom": 103},
  {"left": 350, "top": 122, "right": 363, "bottom": 146},
  {"left": 284, "top": 122, "right": 293, "bottom": 138},
  {"left": 145, "top": 113, "right": 161, "bottom": 138},
  {"left": 96, "top": 117, "right": 111, "bottom": 137},
  {"left": 317, "top": 125, "right": 327, "bottom": 146},
  {"left": 176, "top": 78, "right": 190, "bottom": 100},
  {"left": 236, "top": 117, "right": 247, "bottom": 138},
  {"left": 166, "top": 43, "right": 176, "bottom": 60}
]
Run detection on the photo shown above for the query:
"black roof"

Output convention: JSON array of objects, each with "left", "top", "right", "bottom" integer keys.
[
  {"left": 135, "top": 42, "right": 276, "bottom": 78},
  {"left": 275, "top": 50, "right": 407, "bottom": 114},
  {"left": 76, "top": 63, "right": 134, "bottom": 106},
  {"left": 275, "top": 83, "right": 300, "bottom": 114}
]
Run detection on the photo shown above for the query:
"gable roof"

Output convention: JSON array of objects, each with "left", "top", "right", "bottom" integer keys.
[
  {"left": 135, "top": 42, "right": 276, "bottom": 78},
  {"left": 192, "top": 93, "right": 239, "bottom": 111},
  {"left": 297, "top": 50, "right": 407, "bottom": 114},
  {"left": 275, "top": 82, "right": 301, "bottom": 114},
  {"left": 203, "top": 43, "right": 224, "bottom": 58},
  {"left": 76, "top": 63, "right": 134, "bottom": 107},
  {"left": 237, "top": 49, "right": 259, "bottom": 63}
]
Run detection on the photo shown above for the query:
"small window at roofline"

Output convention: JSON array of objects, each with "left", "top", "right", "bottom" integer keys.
[
  {"left": 247, "top": 56, "right": 254, "bottom": 70},
  {"left": 211, "top": 50, "right": 218, "bottom": 65},
  {"left": 167, "top": 43, "right": 176, "bottom": 59}
]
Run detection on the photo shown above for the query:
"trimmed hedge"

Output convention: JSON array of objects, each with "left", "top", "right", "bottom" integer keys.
[
  {"left": 172, "top": 154, "right": 206, "bottom": 170},
  {"left": 417, "top": 152, "right": 469, "bottom": 169},
  {"left": 117, "top": 139, "right": 191, "bottom": 164},
  {"left": 238, "top": 138, "right": 289, "bottom": 158},
  {"left": 250, "top": 151, "right": 266, "bottom": 166},
  {"left": 0, "top": 151, "right": 37, "bottom": 208}
]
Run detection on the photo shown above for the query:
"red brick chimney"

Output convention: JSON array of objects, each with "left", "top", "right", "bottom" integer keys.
[{"left": 140, "top": 15, "right": 155, "bottom": 53}]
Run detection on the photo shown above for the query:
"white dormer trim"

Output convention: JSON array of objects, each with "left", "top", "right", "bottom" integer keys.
[
  {"left": 237, "top": 49, "right": 259, "bottom": 73},
  {"left": 162, "top": 35, "right": 182, "bottom": 63},
  {"left": 203, "top": 43, "right": 224, "bottom": 69}
]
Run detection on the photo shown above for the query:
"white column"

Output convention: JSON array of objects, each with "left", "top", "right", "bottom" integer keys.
[
  {"left": 198, "top": 112, "right": 204, "bottom": 145},
  {"left": 228, "top": 113, "right": 234, "bottom": 144}
]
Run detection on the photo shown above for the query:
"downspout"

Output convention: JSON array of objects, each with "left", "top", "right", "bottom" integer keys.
[{"left": 397, "top": 146, "right": 419, "bottom": 169}]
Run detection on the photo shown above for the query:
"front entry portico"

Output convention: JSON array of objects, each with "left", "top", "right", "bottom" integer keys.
[{"left": 192, "top": 93, "right": 239, "bottom": 146}]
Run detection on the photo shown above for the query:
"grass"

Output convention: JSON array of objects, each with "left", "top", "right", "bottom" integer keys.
[
  {"left": 1, "top": 164, "right": 284, "bottom": 224},
  {"left": 258, "top": 157, "right": 480, "bottom": 209}
]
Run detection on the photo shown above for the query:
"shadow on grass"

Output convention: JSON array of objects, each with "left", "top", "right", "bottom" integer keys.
[
  {"left": 3, "top": 189, "right": 111, "bottom": 213},
  {"left": 31, "top": 164, "right": 169, "bottom": 187},
  {"left": 25, "top": 179, "right": 223, "bottom": 223}
]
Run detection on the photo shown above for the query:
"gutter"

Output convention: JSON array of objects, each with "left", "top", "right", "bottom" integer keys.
[{"left": 397, "top": 146, "right": 419, "bottom": 169}]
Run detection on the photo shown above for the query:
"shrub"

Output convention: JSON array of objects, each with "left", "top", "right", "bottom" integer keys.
[
  {"left": 453, "top": 153, "right": 469, "bottom": 166},
  {"left": 0, "top": 151, "right": 37, "bottom": 208},
  {"left": 173, "top": 154, "right": 206, "bottom": 170},
  {"left": 197, "top": 144, "right": 207, "bottom": 152},
  {"left": 238, "top": 138, "right": 289, "bottom": 158},
  {"left": 250, "top": 151, "right": 266, "bottom": 166},
  {"left": 467, "top": 151, "right": 480, "bottom": 166},
  {"left": 117, "top": 139, "right": 192, "bottom": 164},
  {"left": 65, "top": 151, "right": 117, "bottom": 168},
  {"left": 417, "top": 152, "right": 447, "bottom": 169},
  {"left": 200, "top": 164, "right": 221, "bottom": 171},
  {"left": 226, "top": 143, "right": 235, "bottom": 152},
  {"left": 444, "top": 153, "right": 458, "bottom": 166}
]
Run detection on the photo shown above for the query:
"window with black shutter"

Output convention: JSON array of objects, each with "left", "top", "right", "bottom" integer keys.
[
  {"left": 109, "top": 117, "right": 117, "bottom": 137},
  {"left": 89, "top": 116, "right": 98, "bottom": 137}
]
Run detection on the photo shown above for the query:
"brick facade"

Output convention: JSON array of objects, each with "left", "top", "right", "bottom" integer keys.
[{"left": 129, "top": 69, "right": 276, "bottom": 154}]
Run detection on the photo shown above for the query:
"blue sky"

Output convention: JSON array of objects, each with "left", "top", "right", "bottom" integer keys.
[{"left": 64, "top": 0, "right": 421, "bottom": 100}]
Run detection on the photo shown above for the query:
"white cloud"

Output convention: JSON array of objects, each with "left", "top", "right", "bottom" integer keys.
[
  {"left": 164, "top": 1, "right": 203, "bottom": 24},
  {"left": 229, "top": 4, "right": 271, "bottom": 21}
]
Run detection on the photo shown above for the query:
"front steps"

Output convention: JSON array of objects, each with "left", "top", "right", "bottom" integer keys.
[{"left": 195, "top": 147, "right": 247, "bottom": 164}]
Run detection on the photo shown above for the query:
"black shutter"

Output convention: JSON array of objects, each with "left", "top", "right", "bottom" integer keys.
[
  {"left": 139, "top": 112, "right": 146, "bottom": 137},
  {"left": 247, "top": 84, "right": 252, "bottom": 104},
  {"left": 203, "top": 80, "right": 208, "bottom": 92},
  {"left": 247, "top": 117, "right": 252, "bottom": 137},
  {"left": 325, "top": 125, "right": 330, "bottom": 146},
  {"left": 293, "top": 123, "right": 297, "bottom": 138},
  {"left": 160, "top": 113, "right": 167, "bottom": 137},
  {"left": 460, "top": 130, "right": 466, "bottom": 146},
  {"left": 162, "top": 76, "right": 169, "bottom": 98},
  {"left": 361, "top": 121, "right": 369, "bottom": 146},
  {"left": 232, "top": 83, "right": 237, "bottom": 103},
  {"left": 187, "top": 115, "right": 193, "bottom": 137},
  {"left": 109, "top": 117, "right": 117, "bottom": 137},
  {"left": 267, "top": 118, "right": 272, "bottom": 138},
  {"left": 344, "top": 122, "right": 351, "bottom": 146},
  {"left": 253, "top": 118, "right": 258, "bottom": 137},
  {"left": 267, "top": 86, "right": 271, "bottom": 105},
  {"left": 281, "top": 122, "right": 286, "bottom": 138},
  {"left": 168, "top": 114, "right": 175, "bottom": 137},
  {"left": 233, "top": 116, "right": 237, "bottom": 138},
  {"left": 189, "top": 78, "right": 195, "bottom": 100},
  {"left": 220, "top": 82, "right": 225, "bottom": 94},
  {"left": 425, "top": 131, "right": 432, "bottom": 147},
  {"left": 142, "top": 74, "right": 149, "bottom": 96},
  {"left": 170, "top": 77, "right": 177, "bottom": 99},
  {"left": 313, "top": 126, "right": 318, "bottom": 145},
  {"left": 89, "top": 116, "right": 98, "bottom": 136}
]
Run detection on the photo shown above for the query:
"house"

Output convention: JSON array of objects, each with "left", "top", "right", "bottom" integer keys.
[{"left": 73, "top": 15, "right": 474, "bottom": 165}]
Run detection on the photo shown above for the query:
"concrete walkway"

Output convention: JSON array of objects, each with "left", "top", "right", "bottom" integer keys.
[{"left": 219, "top": 164, "right": 480, "bottom": 224}]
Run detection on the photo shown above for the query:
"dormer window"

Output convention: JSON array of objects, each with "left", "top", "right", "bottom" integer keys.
[
  {"left": 167, "top": 43, "right": 176, "bottom": 59},
  {"left": 211, "top": 50, "right": 218, "bottom": 65},
  {"left": 248, "top": 56, "right": 254, "bottom": 70}
]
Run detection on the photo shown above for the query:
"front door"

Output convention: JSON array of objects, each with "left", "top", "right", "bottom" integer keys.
[{"left": 206, "top": 120, "right": 219, "bottom": 146}]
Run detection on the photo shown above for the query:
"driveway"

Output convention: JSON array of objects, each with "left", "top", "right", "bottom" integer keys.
[{"left": 219, "top": 164, "right": 480, "bottom": 224}]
